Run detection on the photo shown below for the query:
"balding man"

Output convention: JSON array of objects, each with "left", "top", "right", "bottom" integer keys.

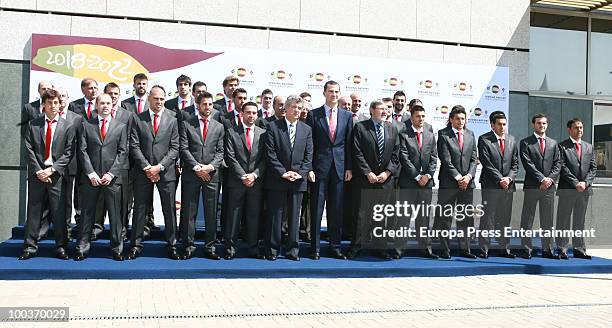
[{"left": 20, "top": 81, "right": 54, "bottom": 137}]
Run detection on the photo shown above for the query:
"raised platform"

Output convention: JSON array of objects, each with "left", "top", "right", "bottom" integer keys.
[{"left": 3, "top": 225, "right": 612, "bottom": 280}]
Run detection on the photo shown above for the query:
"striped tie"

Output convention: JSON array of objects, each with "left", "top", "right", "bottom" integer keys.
[
  {"left": 289, "top": 123, "right": 295, "bottom": 149},
  {"left": 376, "top": 123, "right": 384, "bottom": 167}
]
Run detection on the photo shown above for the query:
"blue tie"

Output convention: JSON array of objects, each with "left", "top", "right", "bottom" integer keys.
[{"left": 376, "top": 123, "right": 384, "bottom": 166}]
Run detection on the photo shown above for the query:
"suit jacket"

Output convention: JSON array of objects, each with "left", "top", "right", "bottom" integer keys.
[
  {"left": 520, "top": 135, "right": 561, "bottom": 189},
  {"left": 121, "top": 96, "right": 149, "bottom": 115},
  {"left": 24, "top": 115, "right": 75, "bottom": 177},
  {"left": 352, "top": 119, "right": 400, "bottom": 188},
  {"left": 78, "top": 116, "right": 127, "bottom": 184},
  {"left": 112, "top": 108, "right": 137, "bottom": 169},
  {"left": 179, "top": 114, "right": 225, "bottom": 182},
  {"left": 478, "top": 131, "right": 519, "bottom": 190},
  {"left": 264, "top": 119, "right": 313, "bottom": 192},
  {"left": 558, "top": 138, "right": 597, "bottom": 193},
  {"left": 166, "top": 96, "right": 196, "bottom": 123},
  {"left": 306, "top": 106, "right": 353, "bottom": 178},
  {"left": 63, "top": 110, "right": 83, "bottom": 176},
  {"left": 19, "top": 100, "right": 42, "bottom": 136},
  {"left": 437, "top": 127, "right": 478, "bottom": 189},
  {"left": 213, "top": 97, "right": 229, "bottom": 116},
  {"left": 130, "top": 109, "right": 180, "bottom": 182},
  {"left": 70, "top": 97, "right": 96, "bottom": 120},
  {"left": 398, "top": 125, "right": 437, "bottom": 188},
  {"left": 224, "top": 124, "right": 267, "bottom": 188}
]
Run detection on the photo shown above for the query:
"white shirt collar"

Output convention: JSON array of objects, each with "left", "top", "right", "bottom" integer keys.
[
  {"left": 45, "top": 114, "right": 59, "bottom": 121},
  {"left": 412, "top": 125, "right": 423, "bottom": 133},
  {"left": 324, "top": 104, "right": 337, "bottom": 114},
  {"left": 178, "top": 95, "right": 192, "bottom": 106},
  {"left": 493, "top": 131, "right": 505, "bottom": 140},
  {"left": 534, "top": 132, "right": 546, "bottom": 139},
  {"left": 149, "top": 108, "right": 164, "bottom": 117},
  {"left": 197, "top": 112, "right": 210, "bottom": 122},
  {"left": 84, "top": 97, "right": 95, "bottom": 106},
  {"left": 452, "top": 127, "right": 463, "bottom": 134},
  {"left": 99, "top": 114, "right": 111, "bottom": 123},
  {"left": 285, "top": 118, "right": 297, "bottom": 127},
  {"left": 570, "top": 137, "right": 581, "bottom": 144}
]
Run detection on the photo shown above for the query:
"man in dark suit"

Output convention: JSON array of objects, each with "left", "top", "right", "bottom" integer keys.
[
  {"left": 435, "top": 105, "right": 478, "bottom": 259},
  {"left": 347, "top": 100, "right": 400, "bottom": 259},
  {"left": 121, "top": 73, "right": 150, "bottom": 115},
  {"left": 224, "top": 102, "right": 267, "bottom": 259},
  {"left": 19, "top": 89, "right": 75, "bottom": 260},
  {"left": 19, "top": 80, "right": 53, "bottom": 137},
  {"left": 165, "top": 74, "right": 194, "bottom": 115},
  {"left": 391, "top": 91, "right": 410, "bottom": 124},
  {"left": 556, "top": 118, "right": 597, "bottom": 260},
  {"left": 56, "top": 88, "right": 83, "bottom": 239},
  {"left": 213, "top": 75, "right": 240, "bottom": 116},
  {"left": 75, "top": 93, "right": 127, "bottom": 261},
  {"left": 259, "top": 89, "right": 273, "bottom": 119},
  {"left": 264, "top": 95, "right": 313, "bottom": 261},
  {"left": 306, "top": 80, "right": 353, "bottom": 260},
  {"left": 179, "top": 91, "right": 225, "bottom": 260},
  {"left": 179, "top": 81, "right": 208, "bottom": 121},
  {"left": 398, "top": 104, "right": 438, "bottom": 259},
  {"left": 69, "top": 78, "right": 99, "bottom": 120},
  {"left": 519, "top": 113, "right": 561, "bottom": 259},
  {"left": 477, "top": 111, "right": 519, "bottom": 259},
  {"left": 217, "top": 88, "right": 248, "bottom": 130},
  {"left": 262, "top": 95, "right": 285, "bottom": 128},
  {"left": 127, "top": 85, "right": 181, "bottom": 260}
]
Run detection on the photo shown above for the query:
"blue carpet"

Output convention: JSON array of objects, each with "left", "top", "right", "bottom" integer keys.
[{"left": 2, "top": 237, "right": 612, "bottom": 280}]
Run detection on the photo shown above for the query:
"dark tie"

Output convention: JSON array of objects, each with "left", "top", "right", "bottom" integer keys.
[
  {"left": 289, "top": 123, "right": 295, "bottom": 149},
  {"left": 376, "top": 123, "right": 384, "bottom": 166},
  {"left": 45, "top": 119, "right": 56, "bottom": 160}
]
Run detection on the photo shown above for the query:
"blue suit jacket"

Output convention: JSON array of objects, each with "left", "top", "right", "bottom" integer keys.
[{"left": 306, "top": 105, "right": 353, "bottom": 179}]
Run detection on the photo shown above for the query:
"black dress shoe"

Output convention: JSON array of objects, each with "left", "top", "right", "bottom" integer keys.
[
  {"left": 460, "top": 251, "right": 477, "bottom": 259},
  {"left": 391, "top": 252, "right": 402, "bottom": 260},
  {"left": 224, "top": 253, "right": 235, "bottom": 260},
  {"left": 112, "top": 252, "right": 124, "bottom": 261},
  {"left": 266, "top": 255, "right": 277, "bottom": 261},
  {"left": 126, "top": 248, "right": 141, "bottom": 260},
  {"left": 74, "top": 252, "right": 87, "bottom": 261},
  {"left": 286, "top": 254, "right": 300, "bottom": 261},
  {"left": 310, "top": 252, "right": 320, "bottom": 260},
  {"left": 574, "top": 251, "right": 592, "bottom": 260},
  {"left": 150, "top": 225, "right": 161, "bottom": 231},
  {"left": 478, "top": 250, "right": 488, "bottom": 259},
  {"left": 559, "top": 252, "right": 569, "bottom": 260},
  {"left": 521, "top": 250, "right": 532, "bottom": 260},
  {"left": 500, "top": 251, "right": 516, "bottom": 259},
  {"left": 378, "top": 251, "right": 392, "bottom": 260},
  {"left": 439, "top": 252, "right": 451, "bottom": 259},
  {"left": 18, "top": 252, "right": 36, "bottom": 260},
  {"left": 204, "top": 251, "right": 221, "bottom": 260},
  {"left": 167, "top": 248, "right": 181, "bottom": 260},
  {"left": 90, "top": 234, "right": 98, "bottom": 241},
  {"left": 56, "top": 250, "right": 69, "bottom": 260},
  {"left": 346, "top": 249, "right": 360, "bottom": 260},
  {"left": 330, "top": 249, "right": 347, "bottom": 260},
  {"left": 183, "top": 250, "right": 194, "bottom": 260},
  {"left": 542, "top": 251, "right": 559, "bottom": 260},
  {"left": 421, "top": 250, "right": 439, "bottom": 259},
  {"left": 249, "top": 253, "right": 265, "bottom": 260}
]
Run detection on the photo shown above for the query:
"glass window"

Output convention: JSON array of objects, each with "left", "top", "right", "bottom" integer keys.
[
  {"left": 590, "top": 19, "right": 612, "bottom": 97},
  {"left": 530, "top": 13, "right": 588, "bottom": 95}
]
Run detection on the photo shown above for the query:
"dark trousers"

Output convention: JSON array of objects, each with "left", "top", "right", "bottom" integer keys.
[
  {"left": 180, "top": 179, "right": 219, "bottom": 253},
  {"left": 131, "top": 178, "right": 177, "bottom": 250},
  {"left": 23, "top": 174, "right": 67, "bottom": 253},
  {"left": 342, "top": 180, "right": 355, "bottom": 240},
  {"left": 556, "top": 189, "right": 590, "bottom": 254},
  {"left": 121, "top": 169, "right": 133, "bottom": 236},
  {"left": 266, "top": 190, "right": 302, "bottom": 257},
  {"left": 40, "top": 174, "right": 78, "bottom": 239},
  {"left": 310, "top": 170, "right": 344, "bottom": 252},
  {"left": 350, "top": 184, "right": 395, "bottom": 252},
  {"left": 479, "top": 189, "right": 514, "bottom": 252},
  {"left": 225, "top": 185, "right": 262, "bottom": 256},
  {"left": 404, "top": 188, "right": 434, "bottom": 251},
  {"left": 77, "top": 181, "right": 123, "bottom": 254},
  {"left": 520, "top": 188, "right": 556, "bottom": 254},
  {"left": 299, "top": 184, "right": 311, "bottom": 240},
  {"left": 434, "top": 188, "right": 474, "bottom": 254}
]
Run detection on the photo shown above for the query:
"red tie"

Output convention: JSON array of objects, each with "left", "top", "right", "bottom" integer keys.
[
  {"left": 416, "top": 131, "right": 422, "bottom": 150},
  {"left": 329, "top": 109, "right": 336, "bottom": 142},
  {"left": 181, "top": 100, "right": 187, "bottom": 110},
  {"left": 539, "top": 137, "right": 545, "bottom": 154},
  {"left": 245, "top": 127, "right": 252, "bottom": 151},
  {"left": 264, "top": 111, "right": 269, "bottom": 118},
  {"left": 100, "top": 118, "right": 107, "bottom": 141},
  {"left": 45, "top": 119, "right": 56, "bottom": 161},
  {"left": 86, "top": 102, "right": 92, "bottom": 119},
  {"left": 352, "top": 113, "right": 357, "bottom": 119},
  {"left": 499, "top": 138, "right": 505, "bottom": 155},
  {"left": 137, "top": 99, "right": 143, "bottom": 113},
  {"left": 201, "top": 118, "right": 208, "bottom": 142},
  {"left": 59, "top": 111, "right": 64, "bottom": 117},
  {"left": 395, "top": 114, "right": 401, "bottom": 122},
  {"left": 575, "top": 142, "right": 581, "bottom": 160},
  {"left": 457, "top": 131, "right": 464, "bottom": 150},
  {"left": 237, "top": 112, "right": 242, "bottom": 127},
  {"left": 111, "top": 109, "right": 116, "bottom": 118},
  {"left": 153, "top": 114, "right": 159, "bottom": 135},
  {"left": 227, "top": 99, "right": 233, "bottom": 112}
]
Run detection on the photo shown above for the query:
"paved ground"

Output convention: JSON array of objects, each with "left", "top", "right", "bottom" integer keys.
[{"left": 1, "top": 249, "right": 611, "bottom": 327}]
